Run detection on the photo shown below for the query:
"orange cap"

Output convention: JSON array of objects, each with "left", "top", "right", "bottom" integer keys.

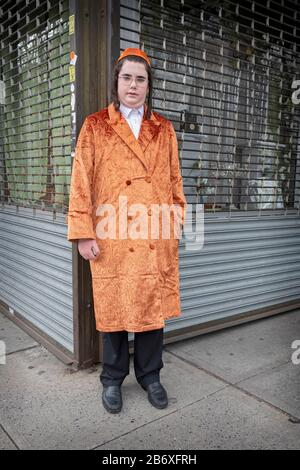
[{"left": 116, "top": 48, "right": 151, "bottom": 67}]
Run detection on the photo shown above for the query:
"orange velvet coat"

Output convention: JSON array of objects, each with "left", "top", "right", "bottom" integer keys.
[{"left": 67, "top": 102, "right": 187, "bottom": 332}]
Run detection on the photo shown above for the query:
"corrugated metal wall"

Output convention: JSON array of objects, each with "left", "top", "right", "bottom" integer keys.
[
  {"left": 0, "top": 205, "right": 73, "bottom": 352},
  {"left": 175, "top": 213, "right": 300, "bottom": 331},
  {"left": 0, "top": 0, "right": 73, "bottom": 352},
  {"left": 120, "top": 0, "right": 300, "bottom": 334}
]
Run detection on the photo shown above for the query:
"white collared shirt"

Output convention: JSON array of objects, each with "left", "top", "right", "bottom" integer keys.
[{"left": 119, "top": 102, "right": 144, "bottom": 140}]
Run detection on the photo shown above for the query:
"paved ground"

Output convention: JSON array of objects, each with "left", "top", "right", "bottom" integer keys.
[{"left": 0, "top": 309, "right": 299, "bottom": 450}]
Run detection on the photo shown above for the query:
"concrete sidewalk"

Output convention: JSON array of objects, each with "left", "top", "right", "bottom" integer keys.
[{"left": 0, "top": 309, "right": 299, "bottom": 450}]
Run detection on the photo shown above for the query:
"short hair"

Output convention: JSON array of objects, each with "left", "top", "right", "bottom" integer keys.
[{"left": 111, "top": 55, "right": 153, "bottom": 119}]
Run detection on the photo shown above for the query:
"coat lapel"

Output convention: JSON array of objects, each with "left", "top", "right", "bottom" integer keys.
[{"left": 106, "top": 102, "right": 161, "bottom": 172}]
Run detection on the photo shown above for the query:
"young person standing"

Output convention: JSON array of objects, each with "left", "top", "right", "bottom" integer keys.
[{"left": 67, "top": 48, "right": 187, "bottom": 414}]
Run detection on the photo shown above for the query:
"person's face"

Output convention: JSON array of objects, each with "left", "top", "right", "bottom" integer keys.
[{"left": 117, "top": 60, "right": 149, "bottom": 109}]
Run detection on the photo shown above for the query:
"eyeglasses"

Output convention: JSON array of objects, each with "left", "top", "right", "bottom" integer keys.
[{"left": 118, "top": 74, "right": 148, "bottom": 86}]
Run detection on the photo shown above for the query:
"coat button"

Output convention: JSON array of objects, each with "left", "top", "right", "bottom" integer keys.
[
  {"left": 128, "top": 215, "right": 133, "bottom": 220},
  {"left": 126, "top": 179, "right": 131, "bottom": 185},
  {"left": 129, "top": 247, "right": 134, "bottom": 252},
  {"left": 148, "top": 208, "right": 152, "bottom": 216},
  {"left": 149, "top": 243, "right": 155, "bottom": 250},
  {"left": 145, "top": 175, "right": 151, "bottom": 183}
]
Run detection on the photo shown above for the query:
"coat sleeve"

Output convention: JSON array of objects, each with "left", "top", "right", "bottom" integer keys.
[
  {"left": 66, "top": 117, "right": 96, "bottom": 242},
  {"left": 168, "top": 121, "right": 187, "bottom": 226}
]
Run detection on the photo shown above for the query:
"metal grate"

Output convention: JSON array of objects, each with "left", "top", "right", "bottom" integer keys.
[
  {"left": 121, "top": 0, "right": 300, "bottom": 213},
  {"left": 0, "top": 0, "right": 71, "bottom": 214}
]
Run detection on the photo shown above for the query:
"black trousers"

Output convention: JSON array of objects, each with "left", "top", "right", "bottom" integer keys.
[{"left": 100, "top": 328, "right": 164, "bottom": 388}]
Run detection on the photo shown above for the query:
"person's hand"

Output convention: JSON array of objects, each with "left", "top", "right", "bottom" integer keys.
[{"left": 78, "top": 239, "right": 100, "bottom": 261}]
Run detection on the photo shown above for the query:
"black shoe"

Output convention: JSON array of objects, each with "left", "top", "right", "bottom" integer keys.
[
  {"left": 143, "top": 381, "right": 168, "bottom": 409},
  {"left": 102, "top": 385, "right": 122, "bottom": 414}
]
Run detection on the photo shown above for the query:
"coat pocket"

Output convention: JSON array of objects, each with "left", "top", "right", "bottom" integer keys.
[
  {"left": 91, "top": 276, "right": 122, "bottom": 329},
  {"left": 91, "top": 274, "right": 164, "bottom": 330}
]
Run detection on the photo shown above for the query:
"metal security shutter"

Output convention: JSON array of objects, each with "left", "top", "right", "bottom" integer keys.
[
  {"left": 0, "top": 205, "right": 73, "bottom": 352},
  {"left": 177, "top": 213, "right": 300, "bottom": 331},
  {"left": 120, "top": 0, "right": 300, "bottom": 333},
  {"left": 0, "top": 0, "right": 73, "bottom": 354}
]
